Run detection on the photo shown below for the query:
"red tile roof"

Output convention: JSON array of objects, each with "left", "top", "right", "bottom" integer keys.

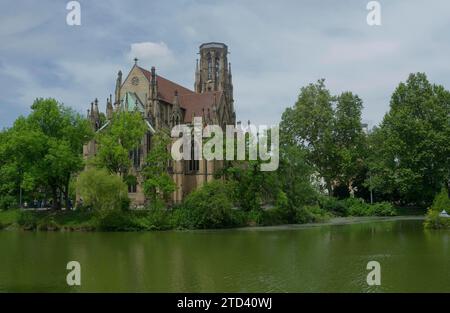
[
  {"left": 179, "top": 91, "right": 221, "bottom": 123},
  {"left": 139, "top": 66, "right": 220, "bottom": 123}
]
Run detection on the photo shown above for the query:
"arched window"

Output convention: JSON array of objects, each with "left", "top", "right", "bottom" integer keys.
[
  {"left": 207, "top": 55, "right": 212, "bottom": 80},
  {"left": 215, "top": 58, "right": 220, "bottom": 81}
]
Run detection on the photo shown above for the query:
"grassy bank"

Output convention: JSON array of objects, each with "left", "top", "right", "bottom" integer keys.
[
  {"left": 0, "top": 207, "right": 329, "bottom": 232},
  {"left": 0, "top": 201, "right": 402, "bottom": 232}
]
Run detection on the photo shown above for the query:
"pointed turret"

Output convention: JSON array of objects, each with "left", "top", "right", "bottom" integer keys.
[
  {"left": 114, "top": 70, "right": 122, "bottom": 106},
  {"left": 106, "top": 95, "right": 113, "bottom": 119}
]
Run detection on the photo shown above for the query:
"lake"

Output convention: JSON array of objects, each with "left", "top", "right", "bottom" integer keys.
[{"left": 0, "top": 217, "right": 448, "bottom": 292}]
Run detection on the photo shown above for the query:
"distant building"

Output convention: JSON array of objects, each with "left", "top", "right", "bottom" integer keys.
[{"left": 83, "top": 42, "right": 236, "bottom": 206}]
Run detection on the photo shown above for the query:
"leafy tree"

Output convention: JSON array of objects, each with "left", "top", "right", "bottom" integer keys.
[
  {"left": 142, "top": 131, "right": 176, "bottom": 207},
  {"left": 367, "top": 73, "right": 450, "bottom": 205},
  {"left": 95, "top": 111, "right": 146, "bottom": 177},
  {"left": 280, "top": 80, "right": 367, "bottom": 196},
  {"left": 333, "top": 92, "right": 367, "bottom": 195},
  {"left": 280, "top": 80, "right": 335, "bottom": 194},
  {"left": 76, "top": 168, "right": 129, "bottom": 212},
  {"left": 180, "top": 180, "right": 237, "bottom": 229},
  {"left": 220, "top": 130, "right": 279, "bottom": 211},
  {"left": 0, "top": 98, "right": 92, "bottom": 209}
]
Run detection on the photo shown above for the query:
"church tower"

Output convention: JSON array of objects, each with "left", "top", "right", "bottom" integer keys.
[{"left": 194, "top": 42, "right": 233, "bottom": 100}]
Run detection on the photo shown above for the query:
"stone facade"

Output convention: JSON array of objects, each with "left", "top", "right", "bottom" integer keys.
[{"left": 83, "top": 42, "right": 236, "bottom": 206}]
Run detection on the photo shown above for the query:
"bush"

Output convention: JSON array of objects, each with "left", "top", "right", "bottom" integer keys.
[
  {"left": 424, "top": 188, "right": 450, "bottom": 229},
  {"left": 179, "top": 180, "right": 238, "bottom": 229},
  {"left": 295, "top": 205, "right": 331, "bottom": 224},
  {"left": 424, "top": 208, "right": 450, "bottom": 229},
  {"left": 37, "top": 216, "right": 60, "bottom": 231},
  {"left": 17, "top": 211, "right": 38, "bottom": 230},
  {"left": 371, "top": 202, "right": 397, "bottom": 216},
  {"left": 0, "top": 195, "right": 17, "bottom": 210},
  {"left": 76, "top": 168, "right": 129, "bottom": 212},
  {"left": 142, "top": 207, "right": 173, "bottom": 230},
  {"left": 318, "top": 196, "right": 347, "bottom": 216},
  {"left": 97, "top": 210, "right": 140, "bottom": 231}
]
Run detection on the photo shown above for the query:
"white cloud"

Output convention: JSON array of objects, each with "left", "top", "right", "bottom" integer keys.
[{"left": 126, "top": 41, "right": 175, "bottom": 69}]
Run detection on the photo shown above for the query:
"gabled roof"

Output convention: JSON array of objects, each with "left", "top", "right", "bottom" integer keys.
[
  {"left": 139, "top": 66, "right": 194, "bottom": 101},
  {"left": 179, "top": 91, "right": 222, "bottom": 123}
]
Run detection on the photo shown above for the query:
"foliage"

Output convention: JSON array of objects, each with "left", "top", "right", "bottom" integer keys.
[
  {"left": 0, "top": 99, "right": 93, "bottom": 210},
  {"left": 424, "top": 209, "right": 450, "bottom": 229},
  {"left": 344, "top": 198, "right": 397, "bottom": 217},
  {"left": 95, "top": 111, "right": 146, "bottom": 177},
  {"left": 76, "top": 168, "right": 129, "bottom": 212},
  {"left": 178, "top": 180, "right": 239, "bottom": 229},
  {"left": 142, "top": 131, "right": 176, "bottom": 206},
  {"left": 280, "top": 79, "right": 336, "bottom": 194},
  {"left": 424, "top": 187, "right": 450, "bottom": 229},
  {"left": 429, "top": 187, "right": 450, "bottom": 212},
  {"left": 318, "top": 195, "right": 348, "bottom": 216},
  {"left": 295, "top": 205, "right": 331, "bottom": 224},
  {"left": 280, "top": 80, "right": 367, "bottom": 196},
  {"left": 367, "top": 73, "right": 450, "bottom": 206}
]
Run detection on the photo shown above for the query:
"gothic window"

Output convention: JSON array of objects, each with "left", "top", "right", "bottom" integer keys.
[
  {"left": 207, "top": 55, "right": 213, "bottom": 80},
  {"left": 186, "top": 139, "right": 199, "bottom": 173},
  {"left": 127, "top": 175, "right": 137, "bottom": 193},
  {"left": 130, "top": 147, "right": 141, "bottom": 168},
  {"left": 128, "top": 182, "right": 137, "bottom": 193},
  {"left": 215, "top": 58, "right": 220, "bottom": 81}
]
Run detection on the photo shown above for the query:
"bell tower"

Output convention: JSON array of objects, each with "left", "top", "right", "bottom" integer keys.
[{"left": 195, "top": 42, "right": 233, "bottom": 99}]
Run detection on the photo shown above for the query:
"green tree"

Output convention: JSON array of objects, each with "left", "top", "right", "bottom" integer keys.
[
  {"left": 281, "top": 80, "right": 367, "bottom": 197},
  {"left": 142, "top": 131, "right": 176, "bottom": 207},
  {"left": 95, "top": 111, "right": 146, "bottom": 177},
  {"left": 281, "top": 79, "right": 335, "bottom": 194},
  {"left": 76, "top": 168, "right": 128, "bottom": 212},
  {"left": 220, "top": 130, "right": 279, "bottom": 211},
  {"left": 0, "top": 98, "right": 92, "bottom": 209},
  {"left": 368, "top": 73, "right": 450, "bottom": 205},
  {"left": 333, "top": 92, "right": 367, "bottom": 195}
]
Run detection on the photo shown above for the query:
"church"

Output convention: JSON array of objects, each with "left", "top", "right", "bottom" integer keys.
[{"left": 83, "top": 42, "right": 236, "bottom": 206}]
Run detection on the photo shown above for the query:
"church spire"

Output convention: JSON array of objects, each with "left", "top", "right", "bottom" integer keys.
[{"left": 114, "top": 70, "right": 122, "bottom": 106}]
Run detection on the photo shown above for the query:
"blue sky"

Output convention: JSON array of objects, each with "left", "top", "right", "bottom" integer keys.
[{"left": 1, "top": 0, "right": 450, "bottom": 129}]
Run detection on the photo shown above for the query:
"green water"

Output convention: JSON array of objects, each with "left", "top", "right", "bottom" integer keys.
[{"left": 0, "top": 218, "right": 448, "bottom": 292}]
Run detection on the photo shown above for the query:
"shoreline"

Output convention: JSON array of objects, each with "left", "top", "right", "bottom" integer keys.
[
  {"left": 0, "top": 212, "right": 425, "bottom": 233},
  {"left": 229, "top": 215, "right": 425, "bottom": 232}
]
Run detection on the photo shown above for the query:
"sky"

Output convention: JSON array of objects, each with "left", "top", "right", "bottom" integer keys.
[{"left": 1, "top": 0, "right": 450, "bottom": 129}]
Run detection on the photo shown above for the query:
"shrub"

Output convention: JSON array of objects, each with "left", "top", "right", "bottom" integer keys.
[
  {"left": 17, "top": 211, "right": 38, "bottom": 230},
  {"left": 318, "top": 196, "right": 347, "bottom": 216},
  {"left": 76, "top": 168, "right": 129, "bottom": 212},
  {"left": 424, "top": 208, "right": 450, "bottom": 229},
  {"left": 97, "top": 210, "right": 139, "bottom": 231},
  {"left": 424, "top": 188, "right": 450, "bottom": 229},
  {"left": 295, "top": 205, "right": 331, "bottom": 224},
  {"left": 142, "top": 207, "right": 173, "bottom": 230},
  {"left": 37, "top": 216, "right": 60, "bottom": 231},
  {"left": 430, "top": 188, "right": 450, "bottom": 212},
  {"left": 371, "top": 202, "right": 397, "bottom": 216},
  {"left": 344, "top": 197, "right": 397, "bottom": 216},
  {"left": 246, "top": 209, "right": 264, "bottom": 226},
  {"left": 179, "top": 180, "right": 238, "bottom": 229},
  {"left": 0, "top": 195, "right": 17, "bottom": 210}
]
